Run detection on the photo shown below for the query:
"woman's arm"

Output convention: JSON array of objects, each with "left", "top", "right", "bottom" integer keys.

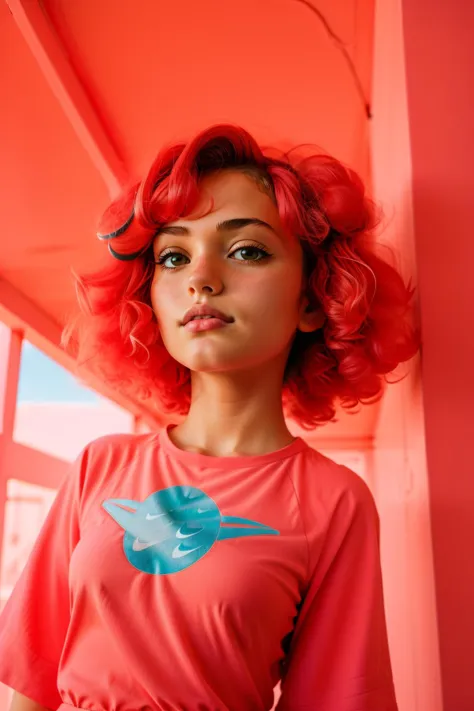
[
  {"left": 277, "top": 475, "right": 398, "bottom": 710},
  {"left": 9, "top": 692, "right": 52, "bottom": 711},
  {"left": 0, "top": 448, "right": 88, "bottom": 709}
]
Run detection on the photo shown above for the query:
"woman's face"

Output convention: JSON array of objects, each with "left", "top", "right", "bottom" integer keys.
[{"left": 150, "top": 170, "right": 319, "bottom": 375}]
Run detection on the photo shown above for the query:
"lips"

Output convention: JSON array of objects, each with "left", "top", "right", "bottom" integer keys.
[{"left": 182, "top": 305, "right": 233, "bottom": 326}]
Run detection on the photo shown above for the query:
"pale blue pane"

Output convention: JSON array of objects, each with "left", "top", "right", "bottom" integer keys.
[{"left": 17, "top": 342, "right": 99, "bottom": 403}]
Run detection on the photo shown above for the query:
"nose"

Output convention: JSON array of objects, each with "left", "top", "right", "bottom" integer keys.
[{"left": 187, "top": 254, "right": 224, "bottom": 296}]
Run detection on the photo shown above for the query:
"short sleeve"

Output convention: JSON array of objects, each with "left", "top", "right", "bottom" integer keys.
[
  {"left": 276, "top": 475, "right": 398, "bottom": 711},
  {"left": 0, "top": 448, "right": 87, "bottom": 710}
]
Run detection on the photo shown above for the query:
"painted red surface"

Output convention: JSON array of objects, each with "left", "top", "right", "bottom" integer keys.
[
  {"left": 0, "top": 0, "right": 377, "bottom": 438},
  {"left": 402, "top": 1, "right": 474, "bottom": 709},
  {"left": 3, "top": 0, "right": 469, "bottom": 709}
]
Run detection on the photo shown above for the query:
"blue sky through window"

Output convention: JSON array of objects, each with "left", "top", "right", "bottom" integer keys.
[{"left": 17, "top": 342, "right": 99, "bottom": 403}]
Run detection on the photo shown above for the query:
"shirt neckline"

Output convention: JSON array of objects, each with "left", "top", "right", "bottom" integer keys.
[{"left": 159, "top": 424, "right": 310, "bottom": 470}]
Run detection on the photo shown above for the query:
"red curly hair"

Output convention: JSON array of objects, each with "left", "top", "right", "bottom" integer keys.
[{"left": 64, "top": 124, "right": 418, "bottom": 429}]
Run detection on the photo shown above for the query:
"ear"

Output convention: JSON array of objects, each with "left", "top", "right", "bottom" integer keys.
[{"left": 298, "top": 296, "right": 325, "bottom": 333}]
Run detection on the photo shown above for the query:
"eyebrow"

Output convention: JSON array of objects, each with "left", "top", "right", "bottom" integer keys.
[{"left": 157, "top": 217, "right": 278, "bottom": 237}]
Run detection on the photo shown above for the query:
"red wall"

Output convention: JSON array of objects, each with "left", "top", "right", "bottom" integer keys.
[
  {"left": 402, "top": 2, "right": 474, "bottom": 709},
  {"left": 370, "top": 2, "right": 442, "bottom": 709}
]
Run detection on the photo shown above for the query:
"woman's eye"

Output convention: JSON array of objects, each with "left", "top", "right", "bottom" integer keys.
[
  {"left": 231, "top": 246, "right": 270, "bottom": 262},
  {"left": 156, "top": 252, "right": 189, "bottom": 270}
]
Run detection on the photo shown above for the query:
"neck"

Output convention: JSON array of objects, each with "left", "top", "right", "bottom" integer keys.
[{"left": 169, "top": 360, "right": 296, "bottom": 457}]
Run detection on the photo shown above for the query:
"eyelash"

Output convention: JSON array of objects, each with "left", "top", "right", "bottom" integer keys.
[{"left": 154, "top": 243, "right": 273, "bottom": 271}]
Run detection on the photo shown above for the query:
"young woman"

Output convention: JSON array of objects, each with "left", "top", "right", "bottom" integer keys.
[{"left": 0, "top": 125, "right": 418, "bottom": 711}]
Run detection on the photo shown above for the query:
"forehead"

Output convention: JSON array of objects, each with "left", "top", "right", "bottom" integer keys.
[{"left": 172, "top": 169, "right": 281, "bottom": 228}]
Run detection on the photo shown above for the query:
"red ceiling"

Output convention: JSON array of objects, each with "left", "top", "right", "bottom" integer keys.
[{"left": 0, "top": 0, "right": 378, "bottom": 440}]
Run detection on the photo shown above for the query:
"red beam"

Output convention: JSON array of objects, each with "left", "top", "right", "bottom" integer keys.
[
  {"left": 0, "top": 278, "right": 160, "bottom": 429},
  {"left": 1, "top": 438, "right": 69, "bottom": 490},
  {"left": 6, "top": 0, "right": 128, "bottom": 197}
]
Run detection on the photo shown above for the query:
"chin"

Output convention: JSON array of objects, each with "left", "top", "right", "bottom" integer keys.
[
  {"left": 184, "top": 358, "right": 241, "bottom": 373},
  {"left": 176, "top": 348, "right": 252, "bottom": 374}
]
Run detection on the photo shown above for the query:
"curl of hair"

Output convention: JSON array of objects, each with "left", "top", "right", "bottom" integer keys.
[{"left": 64, "top": 124, "right": 419, "bottom": 429}]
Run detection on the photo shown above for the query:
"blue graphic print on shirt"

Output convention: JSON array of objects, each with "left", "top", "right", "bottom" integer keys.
[{"left": 102, "top": 485, "right": 280, "bottom": 575}]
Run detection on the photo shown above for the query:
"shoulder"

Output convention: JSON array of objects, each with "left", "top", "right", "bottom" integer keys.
[
  {"left": 297, "top": 445, "right": 374, "bottom": 500},
  {"left": 292, "top": 445, "right": 379, "bottom": 531},
  {"left": 82, "top": 431, "right": 157, "bottom": 459},
  {"left": 291, "top": 448, "right": 381, "bottom": 578},
  {"left": 73, "top": 431, "right": 158, "bottom": 494}
]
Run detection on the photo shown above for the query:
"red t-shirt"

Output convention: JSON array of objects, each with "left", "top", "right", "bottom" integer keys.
[{"left": 0, "top": 426, "right": 398, "bottom": 710}]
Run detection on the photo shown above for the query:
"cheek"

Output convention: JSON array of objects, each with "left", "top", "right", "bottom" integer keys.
[
  {"left": 243, "top": 268, "right": 302, "bottom": 322},
  {"left": 149, "top": 286, "right": 161, "bottom": 326},
  {"left": 150, "top": 275, "right": 175, "bottom": 325}
]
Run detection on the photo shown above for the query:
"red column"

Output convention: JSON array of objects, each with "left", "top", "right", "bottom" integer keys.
[
  {"left": 402, "top": 2, "right": 474, "bottom": 709},
  {"left": 0, "top": 326, "right": 22, "bottom": 439},
  {"left": 0, "top": 326, "right": 23, "bottom": 592},
  {"left": 0, "top": 325, "right": 23, "bottom": 554},
  {"left": 0, "top": 326, "right": 22, "bottom": 711}
]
